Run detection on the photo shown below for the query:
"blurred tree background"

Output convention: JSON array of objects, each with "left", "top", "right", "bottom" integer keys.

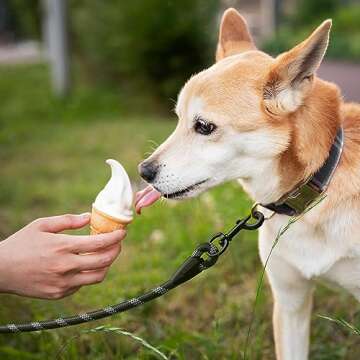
[
  {"left": 263, "top": 0, "right": 360, "bottom": 61},
  {"left": 4, "top": 0, "right": 359, "bottom": 110},
  {"left": 4, "top": 0, "right": 220, "bottom": 109},
  {"left": 69, "top": 0, "right": 219, "bottom": 101},
  {"left": 2, "top": 0, "right": 41, "bottom": 40}
]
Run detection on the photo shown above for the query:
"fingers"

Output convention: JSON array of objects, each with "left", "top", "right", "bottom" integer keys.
[
  {"left": 45, "top": 286, "right": 81, "bottom": 300},
  {"left": 43, "top": 243, "right": 120, "bottom": 298},
  {"left": 61, "top": 286, "right": 81, "bottom": 299},
  {"left": 73, "top": 243, "right": 122, "bottom": 271},
  {"left": 65, "top": 230, "right": 126, "bottom": 254},
  {"left": 35, "top": 213, "right": 91, "bottom": 233},
  {"left": 69, "top": 268, "right": 109, "bottom": 288}
]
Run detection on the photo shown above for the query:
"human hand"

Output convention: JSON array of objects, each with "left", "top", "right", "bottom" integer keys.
[{"left": 0, "top": 213, "right": 126, "bottom": 299}]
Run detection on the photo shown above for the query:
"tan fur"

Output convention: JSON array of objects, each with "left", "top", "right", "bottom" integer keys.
[
  {"left": 181, "top": 11, "right": 357, "bottom": 210},
  {"left": 277, "top": 79, "right": 341, "bottom": 195},
  {"left": 191, "top": 9, "right": 360, "bottom": 359},
  {"left": 263, "top": 20, "right": 331, "bottom": 116},
  {"left": 216, "top": 8, "right": 255, "bottom": 62},
  {"left": 172, "top": 9, "right": 360, "bottom": 210},
  {"left": 326, "top": 103, "right": 360, "bottom": 207},
  {"left": 213, "top": 10, "right": 360, "bottom": 359},
  {"left": 141, "top": 10, "right": 360, "bottom": 358}
]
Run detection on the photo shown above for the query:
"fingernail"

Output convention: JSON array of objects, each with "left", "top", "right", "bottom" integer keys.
[
  {"left": 80, "top": 212, "right": 91, "bottom": 218},
  {"left": 116, "top": 229, "right": 127, "bottom": 237}
]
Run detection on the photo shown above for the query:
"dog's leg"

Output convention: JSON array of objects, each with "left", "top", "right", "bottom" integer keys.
[
  {"left": 259, "top": 234, "right": 314, "bottom": 360},
  {"left": 271, "top": 266, "right": 314, "bottom": 360}
]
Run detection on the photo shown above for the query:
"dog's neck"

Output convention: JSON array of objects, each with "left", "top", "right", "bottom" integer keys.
[{"left": 241, "top": 79, "right": 343, "bottom": 206}]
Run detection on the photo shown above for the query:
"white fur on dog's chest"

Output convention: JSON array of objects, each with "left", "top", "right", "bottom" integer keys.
[{"left": 259, "top": 210, "right": 360, "bottom": 280}]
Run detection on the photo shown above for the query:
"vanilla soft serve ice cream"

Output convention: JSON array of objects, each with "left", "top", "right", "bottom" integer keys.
[
  {"left": 93, "top": 159, "right": 133, "bottom": 221},
  {"left": 90, "top": 159, "right": 133, "bottom": 234}
]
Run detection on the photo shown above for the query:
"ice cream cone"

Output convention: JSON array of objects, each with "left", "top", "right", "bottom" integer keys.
[
  {"left": 90, "top": 206, "right": 131, "bottom": 235},
  {"left": 90, "top": 159, "right": 133, "bottom": 235}
]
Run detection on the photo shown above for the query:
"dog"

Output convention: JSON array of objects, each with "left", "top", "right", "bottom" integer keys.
[{"left": 135, "top": 8, "right": 360, "bottom": 360}]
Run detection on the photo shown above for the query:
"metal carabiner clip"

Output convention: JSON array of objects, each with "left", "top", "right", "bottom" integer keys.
[{"left": 209, "top": 232, "right": 229, "bottom": 257}]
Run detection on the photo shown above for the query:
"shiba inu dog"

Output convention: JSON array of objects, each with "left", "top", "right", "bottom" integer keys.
[{"left": 135, "top": 8, "right": 360, "bottom": 360}]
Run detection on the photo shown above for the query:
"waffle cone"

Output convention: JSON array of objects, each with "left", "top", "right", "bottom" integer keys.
[{"left": 90, "top": 207, "right": 131, "bottom": 235}]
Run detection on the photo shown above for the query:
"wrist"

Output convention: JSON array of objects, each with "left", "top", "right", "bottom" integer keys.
[{"left": 0, "top": 242, "right": 14, "bottom": 294}]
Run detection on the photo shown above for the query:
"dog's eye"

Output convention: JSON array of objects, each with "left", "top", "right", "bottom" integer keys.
[{"left": 194, "top": 118, "right": 216, "bottom": 135}]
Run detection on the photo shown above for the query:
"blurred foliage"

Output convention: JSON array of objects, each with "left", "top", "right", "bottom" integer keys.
[
  {"left": 292, "top": 0, "right": 340, "bottom": 26},
  {"left": 7, "top": 0, "right": 219, "bottom": 109},
  {"left": 6, "top": 0, "right": 41, "bottom": 40},
  {"left": 69, "top": 0, "right": 219, "bottom": 105},
  {"left": 262, "top": 0, "right": 360, "bottom": 62}
]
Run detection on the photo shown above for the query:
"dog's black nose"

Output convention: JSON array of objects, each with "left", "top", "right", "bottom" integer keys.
[{"left": 139, "top": 161, "right": 159, "bottom": 183}]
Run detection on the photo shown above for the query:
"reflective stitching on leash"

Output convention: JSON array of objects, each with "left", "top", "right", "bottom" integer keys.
[
  {"left": 129, "top": 298, "right": 143, "bottom": 306},
  {"left": 31, "top": 322, "right": 43, "bottom": 330},
  {"left": 79, "top": 313, "right": 93, "bottom": 321},
  {"left": 103, "top": 306, "right": 116, "bottom": 314},
  {"left": 8, "top": 324, "right": 19, "bottom": 332},
  {"left": 153, "top": 286, "right": 168, "bottom": 295},
  {"left": 55, "top": 318, "right": 68, "bottom": 326}
]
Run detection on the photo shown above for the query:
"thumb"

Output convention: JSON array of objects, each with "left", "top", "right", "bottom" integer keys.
[{"left": 36, "top": 213, "right": 91, "bottom": 233}]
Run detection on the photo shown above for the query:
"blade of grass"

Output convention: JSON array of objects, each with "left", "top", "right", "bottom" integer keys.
[
  {"left": 243, "top": 196, "right": 326, "bottom": 359},
  {"left": 85, "top": 326, "right": 168, "bottom": 360},
  {"left": 55, "top": 326, "right": 169, "bottom": 360},
  {"left": 318, "top": 315, "right": 360, "bottom": 336},
  {"left": 55, "top": 334, "right": 83, "bottom": 360}
]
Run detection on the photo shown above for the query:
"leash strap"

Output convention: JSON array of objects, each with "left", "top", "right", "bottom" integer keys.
[
  {"left": 0, "top": 209, "right": 265, "bottom": 333},
  {"left": 263, "top": 127, "right": 344, "bottom": 216}
]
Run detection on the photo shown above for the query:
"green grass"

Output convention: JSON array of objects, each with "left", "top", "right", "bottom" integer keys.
[{"left": 0, "top": 64, "right": 359, "bottom": 359}]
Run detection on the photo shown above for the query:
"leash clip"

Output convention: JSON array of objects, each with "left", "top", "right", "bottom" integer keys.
[
  {"left": 207, "top": 207, "right": 265, "bottom": 259},
  {"left": 209, "top": 232, "right": 229, "bottom": 257}
]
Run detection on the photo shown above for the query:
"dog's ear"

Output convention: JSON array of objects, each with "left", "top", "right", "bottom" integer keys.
[
  {"left": 216, "top": 8, "right": 256, "bottom": 62},
  {"left": 263, "top": 20, "right": 332, "bottom": 116}
]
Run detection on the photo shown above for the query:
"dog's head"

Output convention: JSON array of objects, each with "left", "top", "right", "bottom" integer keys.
[{"left": 138, "top": 9, "right": 335, "bottom": 204}]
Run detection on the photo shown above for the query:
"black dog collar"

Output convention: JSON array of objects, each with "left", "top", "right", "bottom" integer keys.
[{"left": 262, "top": 127, "right": 344, "bottom": 217}]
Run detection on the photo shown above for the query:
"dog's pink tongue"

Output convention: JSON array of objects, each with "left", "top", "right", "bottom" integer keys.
[{"left": 135, "top": 186, "right": 161, "bottom": 214}]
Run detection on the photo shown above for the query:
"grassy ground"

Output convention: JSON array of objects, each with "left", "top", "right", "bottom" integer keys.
[{"left": 0, "top": 64, "right": 359, "bottom": 359}]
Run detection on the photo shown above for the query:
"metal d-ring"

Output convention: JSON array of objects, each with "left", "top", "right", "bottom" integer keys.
[
  {"left": 239, "top": 204, "right": 265, "bottom": 230},
  {"left": 251, "top": 202, "right": 275, "bottom": 221}
]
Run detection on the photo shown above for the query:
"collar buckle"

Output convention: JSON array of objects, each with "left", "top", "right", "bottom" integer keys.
[
  {"left": 262, "top": 127, "right": 344, "bottom": 217},
  {"left": 282, "top": 181, "right": 322, "bottom": 216}
]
